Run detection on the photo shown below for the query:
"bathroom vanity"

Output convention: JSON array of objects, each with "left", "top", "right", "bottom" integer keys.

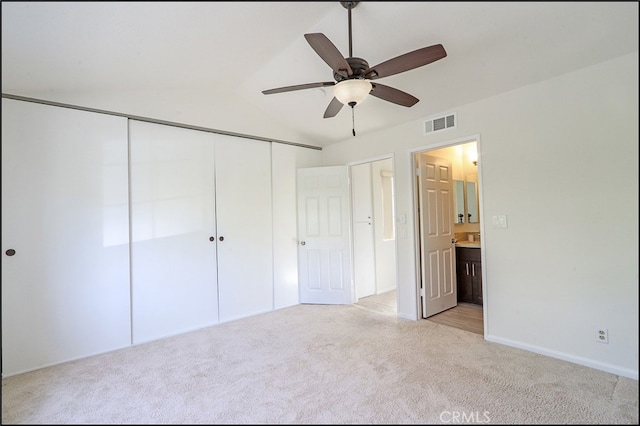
[{"left": 455, "top": 243, "right": 482, "bottom": 305}]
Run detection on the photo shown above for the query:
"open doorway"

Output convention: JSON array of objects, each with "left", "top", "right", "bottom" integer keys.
[
  {"left": 350, "top": 157, "right": 397, "bottom": 313},
  {"left": 412, "top": 138, "right": 484, "bottom": 335}
]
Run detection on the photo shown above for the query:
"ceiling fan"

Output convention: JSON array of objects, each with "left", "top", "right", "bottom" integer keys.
[{"left": 262, "top": 1, "right": 447, "bottom": 136}]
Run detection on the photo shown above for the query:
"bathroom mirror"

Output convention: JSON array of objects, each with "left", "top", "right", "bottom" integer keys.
[
  {"left": 466, "top": 173, "right": 479, "bottom": 223},
  {"left": 453, "top": 180, "right": 465, "bottom": 224},
  {"left": 453, "top": 174, "right": 479, "bottom": 224}
]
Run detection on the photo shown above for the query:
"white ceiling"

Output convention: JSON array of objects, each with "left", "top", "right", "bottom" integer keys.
[{"left": 2, "top": 2, "right": 638, "bottom": 147}]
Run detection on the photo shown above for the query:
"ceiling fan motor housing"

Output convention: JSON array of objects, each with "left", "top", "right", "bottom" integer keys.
[{"left": 334, "top": 57, "right": 369, "bottom": 82}]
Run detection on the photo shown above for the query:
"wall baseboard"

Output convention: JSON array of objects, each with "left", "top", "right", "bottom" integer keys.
[{"left": 485, "top": 334, "right": 638, "bottom": 380}]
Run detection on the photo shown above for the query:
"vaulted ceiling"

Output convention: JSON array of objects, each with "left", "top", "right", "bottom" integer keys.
[{"left": 2, "top": 2, "right": 638, "bottom": 147}]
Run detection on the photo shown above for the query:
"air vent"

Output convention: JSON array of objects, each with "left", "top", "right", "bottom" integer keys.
[{"left": 424, "top": 113, "right": 456, "bottom": 134}]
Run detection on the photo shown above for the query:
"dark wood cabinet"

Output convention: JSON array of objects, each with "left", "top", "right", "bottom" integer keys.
[{"left": 456, "top": 247, "right": 483, "bottom": 305}]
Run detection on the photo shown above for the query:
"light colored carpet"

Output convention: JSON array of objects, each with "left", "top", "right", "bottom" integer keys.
[{"left": 2, "top": 291, "right": 638, "bottom": 424}]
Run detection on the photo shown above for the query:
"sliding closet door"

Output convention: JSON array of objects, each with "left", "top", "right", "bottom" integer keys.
[
  {"left": 215, "top": 134, "right": 273, "bottom": 322},
  {"left": 1, "top": 99, "right": 131, "bottom": 376},
  {"left": 130, "top": 120, "right": 218, "bottom": 344}
]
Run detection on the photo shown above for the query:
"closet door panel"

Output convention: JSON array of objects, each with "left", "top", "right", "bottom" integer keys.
[
  {"left": 1, "top": 99, "right": 131, "bottom": 376},
  {"left": 215, "top": 134, "right": 273, "bottom": 322},
  {"left": 130, "top": 121, "right": 218, "bottom": 344}
]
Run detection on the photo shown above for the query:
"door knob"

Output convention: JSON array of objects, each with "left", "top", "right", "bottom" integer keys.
[
  {"left": 5, "top": 249, "right": 16, "bottom": 256},
  {"left": 218, "top": 236, "right": 224, "bottom": 242},
  {"left": 300, "top": 241, "right": 306, "bottom": 246},
  {"left": 209, "top": 236, "right": 215, "bottom": 242}
]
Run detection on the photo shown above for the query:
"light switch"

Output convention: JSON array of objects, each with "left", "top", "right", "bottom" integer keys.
[
  {"left": 397, "top": 224, "right": 407, "bottom": 239},
  {"left": 491, "top": 214, "right": 508, "bottom": 228}
]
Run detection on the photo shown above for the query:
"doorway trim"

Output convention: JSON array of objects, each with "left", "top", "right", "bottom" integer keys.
[{"left": 408, "top": 134, "right": 487, "bottom": 336}]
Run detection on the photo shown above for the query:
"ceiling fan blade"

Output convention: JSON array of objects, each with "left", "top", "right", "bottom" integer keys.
[
  {"left": 304, "top": 33, "right": 353, "bottom": 78},
  {"left": 323, "top": 97, "right": 344, "bottom": 118},
  {"left": 364, "top": 44, "right": 447, "bottom": 80},
  {"left": 369, "top": 83, "right": 419, "bottom": 107},
  {"left": 262, "top": 81, "right": 335, "bottom": 95}
]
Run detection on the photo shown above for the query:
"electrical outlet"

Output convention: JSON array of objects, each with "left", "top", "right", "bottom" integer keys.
[{"left": 596, "top": 328, "right": 609, "bottom": 344}]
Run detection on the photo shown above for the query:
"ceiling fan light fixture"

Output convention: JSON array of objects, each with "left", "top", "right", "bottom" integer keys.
[{"left": 332, "top": 79, "right": 372, "bottom": 105}]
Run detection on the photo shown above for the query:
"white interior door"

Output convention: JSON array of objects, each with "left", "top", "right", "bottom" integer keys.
[
  {"left": 418, "top": 154, "right": 457, "bottom": 317},
  {"left": 351, "top": 162, "right": 376, "bottom": 299},
  {"left": 215, "top": 134, "right": 273, "bottom": 322},
  {"left": 130, "top": 120, "right": 218, "bottom": 344},
  {"left": 2, "top": 99, "right": 131, "bottom": 375},
  {"left": 372, "top": 160, "right": 397, "bottom": 294},
  {"left": 297, "top": 166, "right": 353, "bottom": 304}
]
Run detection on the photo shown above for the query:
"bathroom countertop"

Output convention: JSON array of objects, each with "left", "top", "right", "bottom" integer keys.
[{"left": 455, "top": 241, "right": 481, "bottom": 248}]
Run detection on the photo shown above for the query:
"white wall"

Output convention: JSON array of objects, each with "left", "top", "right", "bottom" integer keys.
[{"left": 321, "top": 53, "right": 639, "bottom": 379}]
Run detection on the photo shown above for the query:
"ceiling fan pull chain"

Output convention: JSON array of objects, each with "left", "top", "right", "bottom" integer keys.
[{"left": 352, "top": 105, "right": 356, "bottom": 137}]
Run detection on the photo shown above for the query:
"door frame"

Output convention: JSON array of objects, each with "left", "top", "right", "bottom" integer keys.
[{"left": 409, "top": 134, "right": 487, "bottom": 334}]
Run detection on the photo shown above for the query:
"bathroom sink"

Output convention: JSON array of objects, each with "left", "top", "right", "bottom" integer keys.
[{"left": 455, "top": 240, "right": 481, "bottom": 248}]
